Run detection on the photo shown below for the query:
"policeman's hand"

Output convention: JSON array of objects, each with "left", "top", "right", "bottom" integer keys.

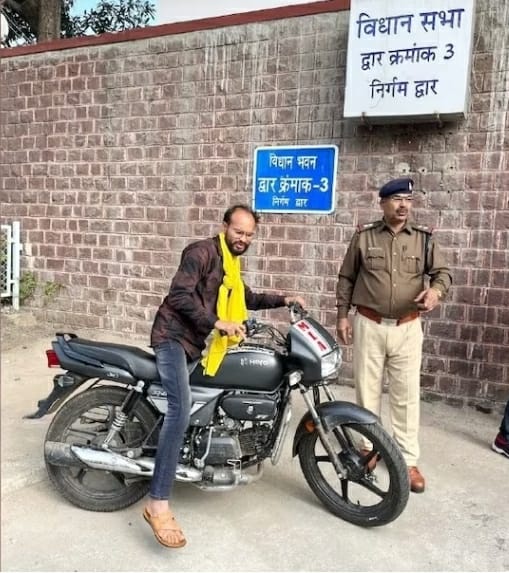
[
  {"left": 284, "top": 296, "right": 306, "bottom": 308},
  {"left": 336, "top": 317, "right": 353, "bottom": 345},
  {"left": 414, "top": 288, "right": 440, "bottom": 312},
  {"left": 214, "top": 320, "right": 246, "bottom": 339}
]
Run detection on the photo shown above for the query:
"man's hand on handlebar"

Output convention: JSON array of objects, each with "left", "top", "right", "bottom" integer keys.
[
  {"left": 284, "top": 296, "right": 306, "bottom": 309},
  {"left": 214, "top": 320, "right": 246, "bottom": 339}
]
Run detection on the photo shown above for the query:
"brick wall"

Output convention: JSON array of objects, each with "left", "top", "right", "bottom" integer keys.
[{"left": 1, "top": 1, "right": 508, "bottom": 408}]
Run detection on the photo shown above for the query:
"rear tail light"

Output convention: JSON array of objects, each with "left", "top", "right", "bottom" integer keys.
[{"left": 46, "top": 349, "right": 60, "bottom": 368}]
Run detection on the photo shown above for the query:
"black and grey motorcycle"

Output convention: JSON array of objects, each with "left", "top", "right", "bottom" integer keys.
[{"left": 30, "top": 304, "right": 409, "bottom": 527}]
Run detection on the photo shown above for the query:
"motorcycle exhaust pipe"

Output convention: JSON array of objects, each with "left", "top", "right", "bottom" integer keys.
[
  {"left": 44, "top": 441, "right": 87, "bottom": 468},
  {"left": 44, "top": 441, "right": 202, "bottom": 481},
  {"left": 44, "top": 441, "right": 153, "bottom": 475}
]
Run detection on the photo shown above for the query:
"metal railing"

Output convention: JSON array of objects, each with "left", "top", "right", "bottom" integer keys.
[{"left": 1, "top": 222, "right": 21, "bottom": 310}]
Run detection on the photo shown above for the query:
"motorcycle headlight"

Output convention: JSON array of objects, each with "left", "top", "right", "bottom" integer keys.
[{"left": 321, "top": 347, "right": 342, "bottom": 379}]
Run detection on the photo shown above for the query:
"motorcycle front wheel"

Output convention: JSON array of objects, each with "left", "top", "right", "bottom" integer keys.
[
  {"left": 45, "top": 386, "right": 159, "bottom": 512},
  {"left": 298, "top": 421, "right": 409, "bottom": 526}
]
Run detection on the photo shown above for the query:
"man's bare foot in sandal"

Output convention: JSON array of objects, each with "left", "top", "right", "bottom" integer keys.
[{"left": 144, "top": 500, "right": 187, "bottom": 548}]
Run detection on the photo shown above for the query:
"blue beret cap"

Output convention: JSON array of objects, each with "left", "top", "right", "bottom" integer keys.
[{"left": 379, "top": 177, "right": 414, "bottom": 198}]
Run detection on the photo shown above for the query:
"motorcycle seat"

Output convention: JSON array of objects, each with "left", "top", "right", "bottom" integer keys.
[{"left": 66, "top": 338, "right": 159, "bottom": 382}]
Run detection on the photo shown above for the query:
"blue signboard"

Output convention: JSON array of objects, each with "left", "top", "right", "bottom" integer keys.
[{"left": 252, "top": 145, "right": 338, "bottom": 214}]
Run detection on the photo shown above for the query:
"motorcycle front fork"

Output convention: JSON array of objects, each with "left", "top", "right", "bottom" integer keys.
[
  {"left": 101, "top": 381, "right": 146, "bottom": 449},
  {"left": 299, "top": 383, "right": 347, "bottom": 478},
  {"left": 313, "top": 383, "right": 336, "bottom": 406}
]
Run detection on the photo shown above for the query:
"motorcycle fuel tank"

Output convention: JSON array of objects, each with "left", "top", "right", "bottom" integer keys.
[{"left": 191, "top": 345, "right": 284, "bottom": 392}]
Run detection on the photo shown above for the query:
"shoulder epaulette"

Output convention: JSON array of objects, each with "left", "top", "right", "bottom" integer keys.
[
  {"left": 411, "top": 223, "right": 434, "bottom": 234},
  {"left": 357, "top": 221, "right": 381, "bottom": 233}
]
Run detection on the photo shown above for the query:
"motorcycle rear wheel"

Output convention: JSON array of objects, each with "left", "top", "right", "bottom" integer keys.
[
  {"left": 45, "top": 386, "right": 159, "bottom": 512},
  {"left": 298, "top": 421, "right": 409, "bottom": 527}
]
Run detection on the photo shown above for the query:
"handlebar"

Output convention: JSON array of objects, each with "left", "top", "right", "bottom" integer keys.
[
  {"left": 219, "top": 304, "right": 305, "bottom": 343},
  {"left": 242, "top": 317, "right": 258, "bottom": 338},
  {"left": 241, "top": 303, "right": 307, "bottom": 341},
  {"left": 288, "top": 301, "right": 307, "bottom": 323}
]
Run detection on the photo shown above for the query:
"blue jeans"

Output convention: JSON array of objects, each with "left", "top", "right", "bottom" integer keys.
[{"left": 149, "top": 340, "right": 194, "bottom": 500}]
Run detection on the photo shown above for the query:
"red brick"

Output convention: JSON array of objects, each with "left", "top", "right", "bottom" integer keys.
[
  {"left": 448, "top": 360, "right": 478, "bottom": 377},
  {"left": 487, "top": 289, "right": 509, "bottom": 307},
  {"left": 458, "top": 379, "right": 482, "bottom": 398},
  {"left": 484, "top": 382, "right": 509, "bottom": 402},
  {"left": 492, "top": 270, "right": 509, "bottom": 288},
  {"left": 444, "top": 305, "right": 467, "bottom": 322},
  {"left": 438, "top": 376, "right": 459, "bottom": 394},
  {"left": 492, "top": 346, "right": 509, "bottom": 365},
  {"left": 439, "top": 340, "right": 469, "bottom": 360}
]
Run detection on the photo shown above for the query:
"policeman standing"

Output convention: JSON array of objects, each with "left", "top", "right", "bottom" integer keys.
[{"left": 336, "top": 177, "right": 452, "bottom": 493}]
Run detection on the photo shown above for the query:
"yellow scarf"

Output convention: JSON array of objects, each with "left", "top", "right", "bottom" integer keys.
[{"left": 201, "top": 232, "right": 248, "bottom": 376}]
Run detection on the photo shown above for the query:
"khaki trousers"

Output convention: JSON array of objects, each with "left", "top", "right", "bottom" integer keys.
[{"left": 353, "top": 313, "right": 423, "bottom": 466}]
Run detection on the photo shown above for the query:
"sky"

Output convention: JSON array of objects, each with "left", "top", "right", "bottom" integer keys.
[
  {"left": 70, "top": 0, "right": 160, "bottom": 23},
  {"left": 69, "top": 0, "right": 99, "bottom": 16}
]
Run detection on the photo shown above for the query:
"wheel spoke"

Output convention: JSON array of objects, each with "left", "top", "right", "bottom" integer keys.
[
  {"left": 317, "top": 450, "right": 385, "bottom": 501},
  {"left": 75, "top": 468, "right": 87, "bottom": 484},
  {"left": 67, "top": 427, "right": 106, "bottom": 440},
  {"left": 110, "top": 472, "right": 127, "bottom": 486},
  {"left": 315, "top": 454, "right": 332, "bottom": 463},
  {"left": 357, "top": 476, "right": 387, "bottom": 499},
  {"left": 360, "top": 450, "right": 378, "bottom": 467},
  {"left": 340, "top": 478, "right": 349, "bottom": 501}
]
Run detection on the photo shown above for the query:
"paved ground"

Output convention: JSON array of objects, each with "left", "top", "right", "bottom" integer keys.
[{"left": 1, "top": 317, "right": 508, "bottom": 571}]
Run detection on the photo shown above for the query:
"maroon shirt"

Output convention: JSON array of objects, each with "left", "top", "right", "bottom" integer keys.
[{"left": 150, "top": 236, "right": 286, "bottom": 360}]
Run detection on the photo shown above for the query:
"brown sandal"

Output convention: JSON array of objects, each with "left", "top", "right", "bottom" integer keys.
[{"left": 143, "top": 508, "right": 187, "bottom": 548}]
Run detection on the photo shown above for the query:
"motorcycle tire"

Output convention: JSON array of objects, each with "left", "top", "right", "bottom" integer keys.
[
  {"left": 45, "top": 386, "right": 159, "bottom": 512},
  {"left": 298, "top": 421, "right": 409, "bottom": 527}
]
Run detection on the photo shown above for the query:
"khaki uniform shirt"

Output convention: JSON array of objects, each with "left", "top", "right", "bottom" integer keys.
[{"left": 336, "top": 219, "right": 452, "bottom": 319}]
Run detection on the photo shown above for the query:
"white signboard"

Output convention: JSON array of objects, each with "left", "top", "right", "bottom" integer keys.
[{"left": 344, "top": 0, "right": 476, "bottom": 121}]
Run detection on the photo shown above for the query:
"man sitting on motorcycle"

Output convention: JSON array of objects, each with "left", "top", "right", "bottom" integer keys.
[{"left": 144, "top": 204, "right": 305, "bottom": 548}]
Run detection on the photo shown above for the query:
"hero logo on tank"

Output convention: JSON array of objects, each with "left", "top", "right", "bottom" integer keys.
[{"left": 296, "top": 320, "right": 331, "bottom": 356}]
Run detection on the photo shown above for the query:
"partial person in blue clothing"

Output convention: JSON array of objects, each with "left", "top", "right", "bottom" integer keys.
[{"left": 492, "top": 398, "right": 509, "bottom": 458}]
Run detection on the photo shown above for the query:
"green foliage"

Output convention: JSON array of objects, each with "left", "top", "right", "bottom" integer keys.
[
  {"left": 43, "top": 280, "right": 63, "bottom": 301},
  {"left": 17, "top": 272, "right": 63, "bottom": 305},
  {"left": 2, "top": 2, "right": 36, "bottom": 46},
  {"left": 2, "top": 0, "right": 156, "bottom": 46},
  {"left": 0, "top": 234, "right": 6, "bottom": 266},
  {"left": 65, "top": 0, "right": 156, "bottom": 36},
  {"left": 19, "top": 271, "right": 38, "bottom": 303}
]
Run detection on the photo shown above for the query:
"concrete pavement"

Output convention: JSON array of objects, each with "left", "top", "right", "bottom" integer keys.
[{"left": 1, "top": 331, "right": 508, "bottom": 572}]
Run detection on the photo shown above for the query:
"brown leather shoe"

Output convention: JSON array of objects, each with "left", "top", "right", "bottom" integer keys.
[
  {"left": 408, "top": 466, "right": 425, "bottom": 493},
  {"left": 359, "top": 448, "right": 378, "bottom": 472}
]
